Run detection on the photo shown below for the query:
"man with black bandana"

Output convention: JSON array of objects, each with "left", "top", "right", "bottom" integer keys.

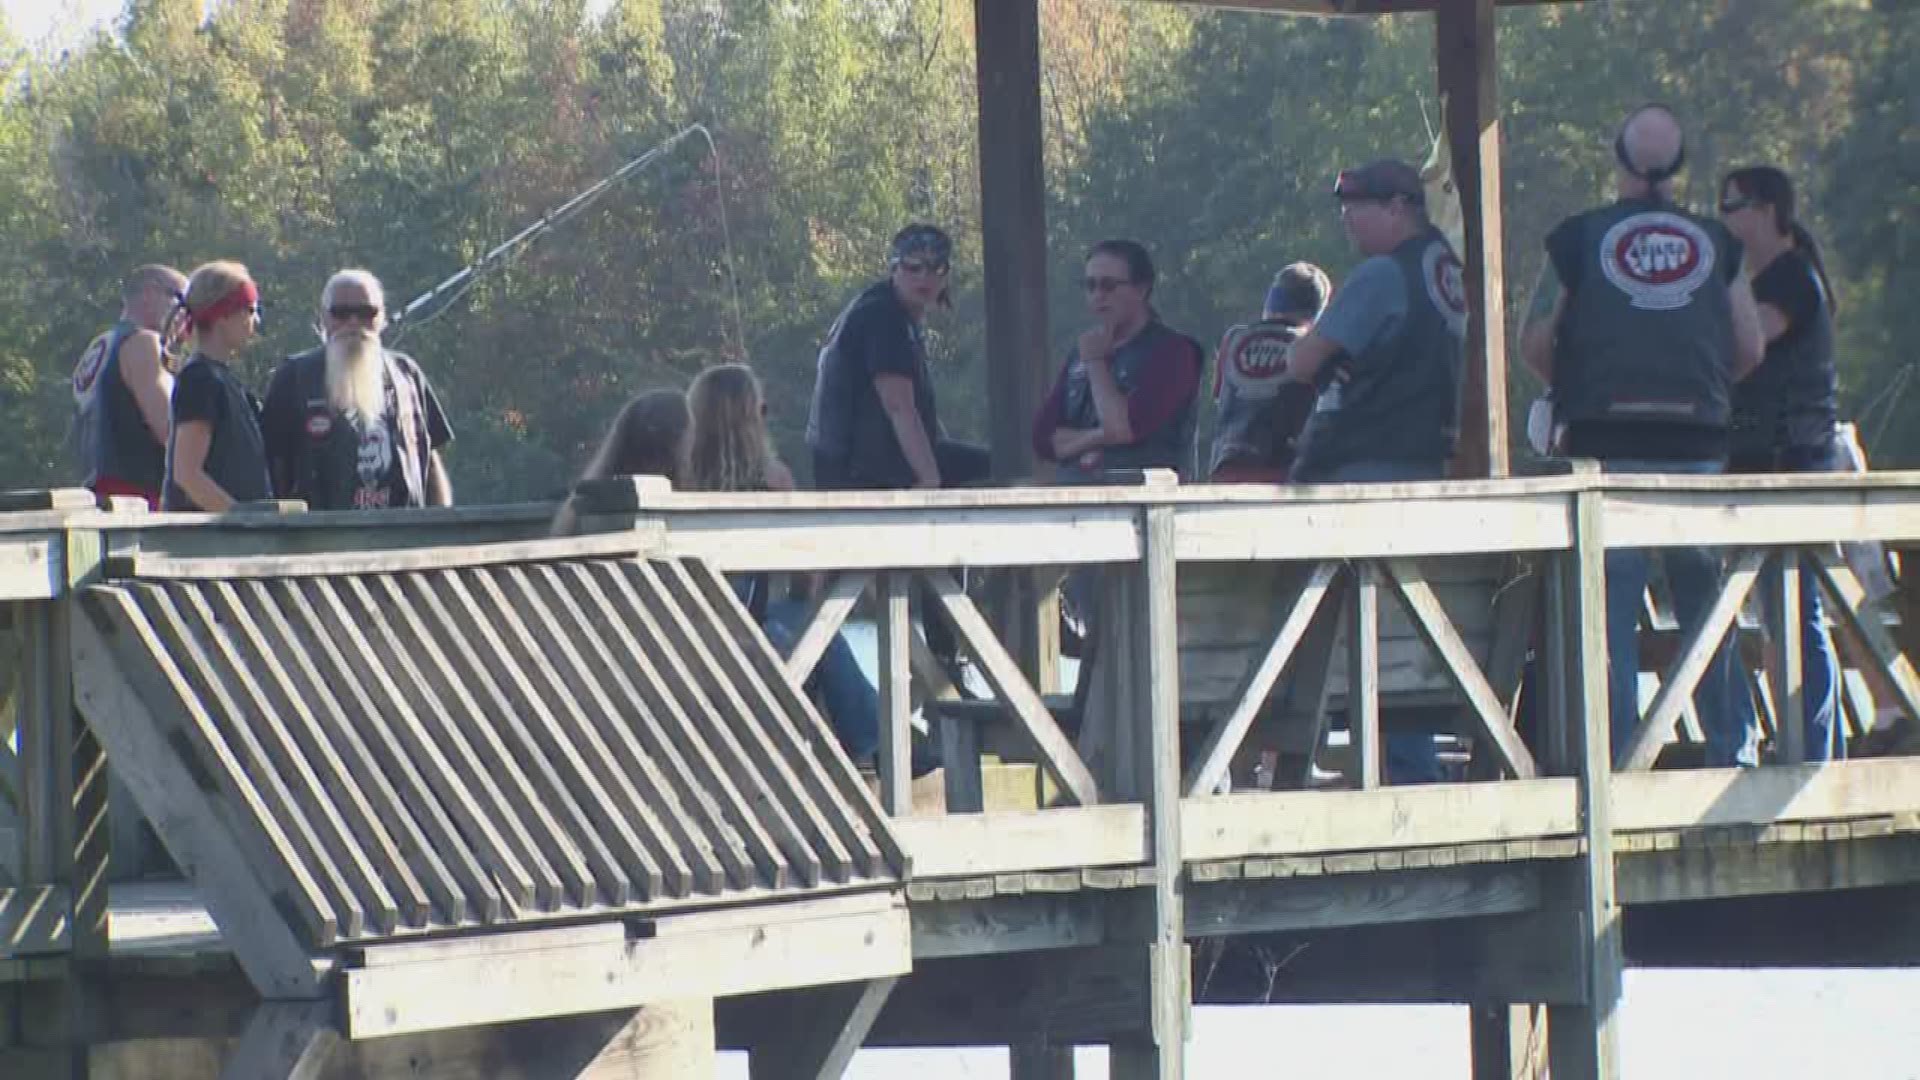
[
  {"left": 1280, "top": 159, "right": 1469, "bottom": 488},
  {"left": 71, "top": 264, "right": 187, "bottom": 508},
  {"left": 1522, "top": 104, "right": 1766, "bottom": 768},
  {"left": 261, "top": 269, "right": 454, "bottom": 510},
  {"left": 807, "top": 224, "right": 988, "bottom": 491}
]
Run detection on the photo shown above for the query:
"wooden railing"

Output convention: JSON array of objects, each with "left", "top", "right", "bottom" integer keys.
[{"left": 4, "top": 470, "right": 1920, "bottom": 961}]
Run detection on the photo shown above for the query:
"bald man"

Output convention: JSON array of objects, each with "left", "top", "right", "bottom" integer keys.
[
  {"left": 1521, "top": 104, "right": 1766, "bottom": 769},
  {"left": 72, "top": 264, "right": 186, "bottom": 507}
]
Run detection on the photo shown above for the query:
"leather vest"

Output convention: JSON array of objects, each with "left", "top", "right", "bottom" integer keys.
[
  {"left": 72, "top": 321, "right": 163, "bottom": 492},
  {"left": 1058, "top": 321, "right": 1202, "bottom": 477},
  {"left": 1294, "top": 228, "right": 1466, "bottom": 480},
  {"left": 1551, "top": 198, "right": 1737, "bottom": 430}
]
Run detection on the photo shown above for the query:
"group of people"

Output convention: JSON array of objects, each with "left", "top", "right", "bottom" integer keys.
[
  {"left": 75, "top": 100, "right": 1845, "bottom": 778},
  {"left": 72, "top": 262, "right": 454, "bottom": 514}
]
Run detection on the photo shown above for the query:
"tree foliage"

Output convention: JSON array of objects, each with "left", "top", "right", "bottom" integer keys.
[{"left": 0, "top": 0, "right": 1913, "bottom": 502}]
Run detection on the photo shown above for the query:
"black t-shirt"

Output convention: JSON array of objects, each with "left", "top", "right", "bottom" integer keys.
[
  {"left": 261, "top": 349, "right": 453, "bottom": 510},
  {"left": 1753, "top": 251, "right": 1824, "bottom": 334},
  {"left": 807, "top": 281, "right": 939, "bottom": 489},
  {"left": 163, "top": 356, "right": 272, "bottom": 510}
]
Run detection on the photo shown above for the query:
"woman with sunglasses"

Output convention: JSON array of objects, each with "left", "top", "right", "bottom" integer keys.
[
  {"left": 1031, "top": 239, "right": 1204, "bottom": 482},
  {"left": 162, "top": 261, "right": 272, "bottom": 511},
  {"left": 1720, "top": 166, "right": 1846, "bottom": 760}
]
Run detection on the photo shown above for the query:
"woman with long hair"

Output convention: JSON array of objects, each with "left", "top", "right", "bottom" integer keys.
[
  {"left": 551, "top": 389, "right": 691, "bottom": 535},
  {"left": 162, "top": 261, "right": 272, "bottom": 511},
  {"left": 1720, "top": 165, "right": 1845, "bottom": 760},
  {"left": 687, "top": 364, "right": 926, "bottom": 773}
]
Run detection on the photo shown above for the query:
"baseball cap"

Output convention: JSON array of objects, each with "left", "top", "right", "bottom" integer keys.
[{"left": 1333, "top": 159, "right": 1426, "bottom": 207}]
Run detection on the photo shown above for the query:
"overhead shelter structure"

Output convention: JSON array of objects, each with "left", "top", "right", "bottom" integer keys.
[{"left": 972, "top": 0, "right": 1516, "bottom": 484}]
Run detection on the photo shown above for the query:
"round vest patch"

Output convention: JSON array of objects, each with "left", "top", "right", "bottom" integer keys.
[
  {"left": 1423, "top": 242, "right": 1469, "bottom": 337},
  {"left": 1599, "top": 212, "right": 1716, "bottom": 312},
  {"left": 1221, "top": 323, "right": 1295, "bottom": 399},
  {"left": 72, "top": 335, "right": 110, "bottom": 402},
  {"left": 304, "top": 413, "right": 333, "bottom": 439}
]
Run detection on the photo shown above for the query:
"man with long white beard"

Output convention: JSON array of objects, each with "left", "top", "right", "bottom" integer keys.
[{"left": 262, "top": 269, "right": 454, "bottom": 509}]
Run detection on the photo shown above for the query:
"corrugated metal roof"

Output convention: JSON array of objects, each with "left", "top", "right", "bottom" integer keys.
[{"left": 80, "top": 556, "right": 903, "bottom": 948}]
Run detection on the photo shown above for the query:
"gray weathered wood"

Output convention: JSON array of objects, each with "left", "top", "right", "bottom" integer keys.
[
  {"left": 893, "top": 806, "right": 1147, "bottom": 879},
  {"left": 877, "top": 572, "right": 914, "bottom": 818},
  {"left": 1011, "top": 1041, "right": 1077, "bottom": 1080},
  {"left": 219, "top": 1001, "right": 336, "bottom": 1080},
  {"left": 1619, "top": 547, "right": 1768, "bottom": 772},
  {"left": 1350, "top": 562, "right": 1382, "bottom": 789},
  {"left": 68, "top": 597, "right": 324, "bottom": 996},
  {"left": 746, "top": 976, "right": 898, "bottom": 1080},
  {"left": 1181, "top": 779, "right": 1579, "bottom": 862},
  {"left": 1809, "top": 552, "right": 1920, "bottom": 728},
  {"left": 1770, "top": 554, "right": 1806, "bottom": 764},
  {"left": 1185, "top": 862, "right": 1541, "bottom": 936},
  {"left": 784, "top": 571, "right": 872, "bottom": 684},
  {"left": 1548, "top": 484, "right": 1622, "bottom": 1080},
  {"left": 1382, "top": 558, "right": 1538, "bottom": 778},
  {"left": 924, "top": 568, "right": 1100, "bottom": 807},
  {"left": 0, "top": 885, "right": 69, "bottom": 955},
  {"left": 1184, "top": 561, "right": 1341, "bottom": 796},
  {"left": 108, "top": 526, "right": 663, "bottom": 580}
]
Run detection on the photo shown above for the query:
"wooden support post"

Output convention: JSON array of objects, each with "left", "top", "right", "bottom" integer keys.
[
  {"left": 1011, "top": 1040, "right": 1076, "bottom": 1080},
  {"left": 976, "top": 0, "right": 1053, "bottom": 689},
  {"left": 877, "top": 572, "right": 914, "bottom": 817},
  {"left": 1471, "top": 1003, "right": 1549, "bottom": 1080},
  {"left": 220, "top": 1002, "right": 337, "bottom": 1080},
  {"left": 1770, "top": 552, "right": 1806, "bottom": 764},
  {"left": 747, "top": 978, "right": 898, "bottom": 1080},
  {"left": 1547, "top": 486, "right": 1623, "bottom": 1080},
  {"left": 1111, "top": 506, "right": 1188, "bottom": 1079},
  {"left": 1349, "top": 562, "right": 1381, "bottom": 789},
  {"left": 1436, "top": 0, "right": 1509, "bottom": 478}
]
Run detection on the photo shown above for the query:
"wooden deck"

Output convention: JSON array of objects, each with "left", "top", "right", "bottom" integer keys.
[{"left": 3, "top": 471, "right": 1920, "bottom": 1078}]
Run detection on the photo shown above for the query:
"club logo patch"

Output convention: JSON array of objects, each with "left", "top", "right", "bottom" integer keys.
[
  {"left": 1423, "top": 242, "right": 1469, "bottom": 337},
  {"left": 305, "top": 413, "right": 333, "bottom": 438},
  {"left": 1600, "top": 212, "right": 1716, "bottom": 311},
  {"left": 72, "top": 337, "right": 109, "bottom": 401},
  {"left": 1222, "top": 324, "right": 1296, "bottom": 399}
]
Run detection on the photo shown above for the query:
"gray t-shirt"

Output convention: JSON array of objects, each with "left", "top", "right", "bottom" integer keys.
[{"left": 1313, "top": 256, "right": 1407, "bottom": 362}]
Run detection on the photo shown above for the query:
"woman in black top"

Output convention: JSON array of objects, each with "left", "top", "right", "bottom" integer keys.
[
  {"left": 1720, "top": 166, "right": 1845, "bottom": 760},
  {"left": 163, "top": 261, "right": 272, "bottom": 511}
]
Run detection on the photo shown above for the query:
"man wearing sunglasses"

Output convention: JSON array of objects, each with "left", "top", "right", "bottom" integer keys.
[
  {"left": 261, "top": 269, "right": 454, "bottom": 509},
  {"left": 71, "top": 263, "right": 187, "bottom": 508},
  {"left": 1520, "top": 104, "right": 1766, "bottom": 769},
  {"left": 1280, "top": 159, "right": 1468, "bottom": 490},
  {"left": 808, "top": 223, "right": 987, "bottom": 494}
]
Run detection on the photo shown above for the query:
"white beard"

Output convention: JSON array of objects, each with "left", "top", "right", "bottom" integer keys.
[{"left": 325, "top": 332, "right": 388, "bottom": 420}]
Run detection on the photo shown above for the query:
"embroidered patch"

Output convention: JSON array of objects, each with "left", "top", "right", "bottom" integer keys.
[
  {"left": 1599, "top": 212, "right": 1716, "bottom": 311},
  {"left": 305, "top": 413, "right": 333, "bottom": 438},
  {"left": 71, "top": 337, "right": 109, "bottom": 400},
  {"left": 1221, "top": 324, "right": 1296, "bottom": 399},
  {"left": 1423, "top": 241, "right": 1470, "bottom": 336}
]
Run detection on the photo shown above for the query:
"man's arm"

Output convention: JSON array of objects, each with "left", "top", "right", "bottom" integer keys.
[
  {"left": 1051, "top": 426, "right": 1107, "bottom": 461},
  {"left": 1729, "top": 273, "right": 1766, "bottom": 382},
  {"left": 1520, "top": 288, "right": 1568, "bottom": 384},
  {"left": 118, "top": 333, "right": 174, "bottom": 444},
  {"left": 425, "top": 451, "right": 453, "bottom": 506},
  {"left": 169, "top": 420, "right": 234, "bottom": 512},
  {"left": 1283, "top": 330, "right": 1343, "bottom": 385},
  {"left": 1078, "top": 327, "right": 1135, "bottom": 445},
  {"left": 874, "top": 373, "right": 941, "bottom": 488}
]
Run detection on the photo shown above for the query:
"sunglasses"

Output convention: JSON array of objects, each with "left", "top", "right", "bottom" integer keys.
[
  {"left": 1083, "top": 276, "right": 1133, "bottom": 295},
  {"left": 327, "top": 303, "right": 382, "bottom": 322},
  {"left": 1718, "top": 196, "right": 1758, "bottom": 214},
  {"left": 897, "top": 260, "right": 949, "bottom": 277}
]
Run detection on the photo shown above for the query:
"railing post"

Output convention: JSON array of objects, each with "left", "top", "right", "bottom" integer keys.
[
  {"left": 1547, "top": 481, "right": 1624, "bottom": 1080},
  {"left": 876, "top": 571, "right": 915, "bottom": 817},
  {"left": 1769, "top": 551, "right": 1806, "bottom": 764},
  {"left": 1111, "top": 503, "right": 1187, "bottom": 1079}
]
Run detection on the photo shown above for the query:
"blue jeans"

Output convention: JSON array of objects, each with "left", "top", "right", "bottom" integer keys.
[
  {"left": 1322, "top": 458, "right": 1449, "bottom": 783},
  {"left": 1732, "top": 442, "right": 1845, "bottom": 762},
  {"left": 763, "top": 598, "right": 880, "bottom": 762},
  {"left": 1602, "top": 459, "right": 1758, "bottom": 768}
]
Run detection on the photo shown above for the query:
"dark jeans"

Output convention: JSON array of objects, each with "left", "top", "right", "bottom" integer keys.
[
  {"left": 761, "top": 598, "right": 879, "bottom": 761},
  {"left": 813, "top": 439, "right": 992, "bottom": 664}
]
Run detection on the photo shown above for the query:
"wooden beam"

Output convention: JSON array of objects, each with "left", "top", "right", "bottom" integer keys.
[
  {"left": 1437, "top": 0, "right": 1508, "bottom": 478},
  {"left": 219, "top": 1001, "right": 336, "bottom": 1080},
  {"left": 747, "top": 977, "right": 898, "bottom": 1080},
  {"left": 1617, "top": 832, "right": 1920, "bottom": 905},
  {"left": 105, "top": 527, "right": 664, "bottom": 580},
  {"left": 1012, "top": 1041, "right": 1077, "bottom": 1080},
  {"left": 1769, "top": 556, "right": 1807, "bottom": 763},
  {"left": 342, "top": 895, "right": 910, "bottom": 1038},
  {"left": 1186, "top": 862, "right": 1541, "bottom": 937},
  {"left": 1471, "top": 1003, "right": 1550, "bottom": 1080},
  {"left": 1350, "top": 563, "right": 1382, "bottom": 788},
  {"left": 911, "top": 891, "right": 1106, "bottom": 960},
  {"left": 1181, "top": 780, "right": 1579, "bottom": 863},
  {"left": 0, "top": 886, "right": 68, "bottom": 956},
  {"left": 1612, "top": 758, "right": 1920, "bottom": 833},
  {"left": 782, "top": 571, "right": 871, "bottom": 685},
  {"left": 1174, "top": 495, "right": 1572, "bottom": 562},
  {"left": 1547, "top": 485, "right": 1623, "bottom": 1080},
  {"left": 877, "top": 572, "right": 914, "bottom": 816},
  {"left": 974, "top": 0, "right": 1051, "bottom": 484},
  {"left": 892, "top": 806, "right": 1146, "bottom": 879},
  {"left": 1184, "top": 561, "right": 1342, "bottom": 796}
]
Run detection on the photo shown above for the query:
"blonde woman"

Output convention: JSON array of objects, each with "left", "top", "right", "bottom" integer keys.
[
  {"left": 688, "top": 365, "right": 930, "bottom": 772},
  {"left": 162, "top": 261, "right": 272, "bottom": 511}
]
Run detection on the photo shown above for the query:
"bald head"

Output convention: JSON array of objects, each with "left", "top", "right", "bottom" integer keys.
[
  {"left": 1617, "top": 105, "right": 1685, "bottom": 194},
  {"left": 121, "top": 264, "right": 186, "bottom": 333}
]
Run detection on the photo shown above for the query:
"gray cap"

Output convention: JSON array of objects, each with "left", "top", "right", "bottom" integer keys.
[{"left": 1333, "top": 159, "right": 1426, "bottom": 207}]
